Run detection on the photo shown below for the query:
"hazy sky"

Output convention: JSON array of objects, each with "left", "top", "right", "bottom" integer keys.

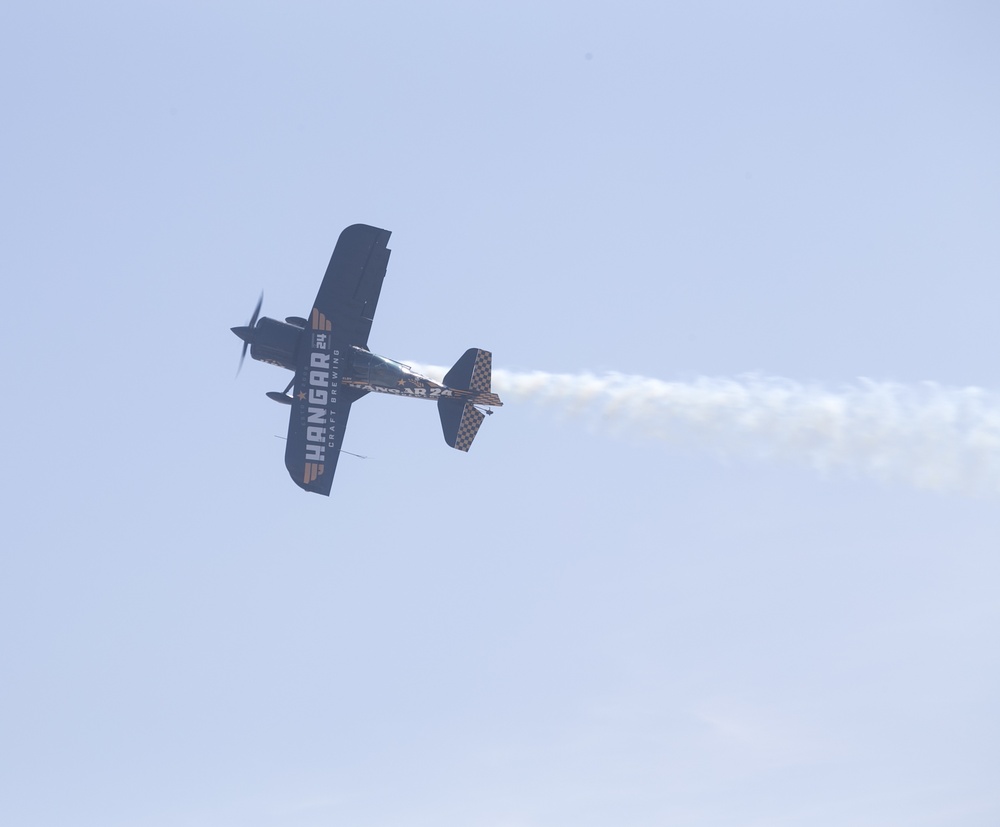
[{"left": 2, "top": 3, "right": 999, "bottom": 826}]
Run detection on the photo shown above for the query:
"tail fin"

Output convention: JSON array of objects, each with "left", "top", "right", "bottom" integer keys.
[
  {"left": 438, "top": 349, "right": 500, "bottom": 451},
  {"left": 444, "top": 348, "right": 493, "bottom": 392},
  {"left": 438, "top": 399, "right": 486, "bottom": 452},
  {"left": 443, "top": 347, "right": 503, "bottom": 407}
]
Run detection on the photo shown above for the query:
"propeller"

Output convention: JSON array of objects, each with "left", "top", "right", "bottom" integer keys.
[{"left": 232, "top": 291, "right": 263, "bottom": 375}]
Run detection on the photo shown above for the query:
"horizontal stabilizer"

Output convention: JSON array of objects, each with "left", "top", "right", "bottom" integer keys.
[{"left": 438, "top": 399, "right": 486, "bottom": 452}]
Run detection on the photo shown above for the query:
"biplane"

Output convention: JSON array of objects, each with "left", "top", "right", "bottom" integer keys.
[{"left": 231, "top": 224, "right": 502, "bottom": 495}]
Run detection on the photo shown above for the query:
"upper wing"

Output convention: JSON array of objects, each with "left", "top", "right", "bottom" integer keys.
[
  {"left": 311, "top": 224, "right": 392, "bottom": 348},
  {"left": 284, "top": 343, "right": 354, "bottom": 496}
]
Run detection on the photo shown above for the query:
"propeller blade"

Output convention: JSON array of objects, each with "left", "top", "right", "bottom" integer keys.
[
  {"left": 235, "top": 291, "right": 263, "bottom": 377},
  {"left": 238, "top": 339, "right": 249, "bottom": 375},
  {"left": 249, "top": 291, "right": 263, "bottom": 328}
]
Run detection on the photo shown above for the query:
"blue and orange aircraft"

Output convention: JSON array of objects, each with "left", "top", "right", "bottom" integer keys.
[{"left": 232, "top": 224, "right": 502, "bottom": 495}]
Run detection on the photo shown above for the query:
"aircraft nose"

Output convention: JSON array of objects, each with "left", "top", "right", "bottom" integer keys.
[{"left": 231, "top": 325, "right": 253, "bottom": 344}]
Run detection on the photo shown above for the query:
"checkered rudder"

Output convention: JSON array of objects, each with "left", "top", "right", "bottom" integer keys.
[{"left": 454, "top": 404, "right": 486, "bottom": 452}]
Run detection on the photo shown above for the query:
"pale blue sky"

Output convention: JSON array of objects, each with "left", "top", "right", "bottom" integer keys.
[{"left": 2, "top": 3, "right": 999, "bottom": 826}]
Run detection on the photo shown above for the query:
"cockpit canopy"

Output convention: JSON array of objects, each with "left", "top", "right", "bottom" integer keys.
[{"left": 348, "top": 345, "right": 411, "bottom": 387}]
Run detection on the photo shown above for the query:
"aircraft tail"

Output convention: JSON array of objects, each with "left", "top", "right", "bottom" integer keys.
[
  {"left": 443, "top": 348, "right": 502, "bottom": 407},
  {"left": 438, "top": 348, "right": 502, "bottom": 451},
  {"left": 438, "top": 399, "right": 486, "bottom": 452}
]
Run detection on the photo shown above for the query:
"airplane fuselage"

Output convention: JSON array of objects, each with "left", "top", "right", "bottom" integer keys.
[
  {"left": 342, "top": 346, "right": 500, "bottom": 406},
  {"left": 236, "top": 317, "right": 500, "bottom": 407}
]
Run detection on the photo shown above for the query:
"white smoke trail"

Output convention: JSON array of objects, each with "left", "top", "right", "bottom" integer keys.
[{"left": 411, "top": 363, "right": 1000, "bottom": 495}]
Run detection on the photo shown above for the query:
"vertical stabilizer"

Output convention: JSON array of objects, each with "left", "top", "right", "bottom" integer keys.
[{"left": 443, "top": 348, "right": 492, "bottom": 392}]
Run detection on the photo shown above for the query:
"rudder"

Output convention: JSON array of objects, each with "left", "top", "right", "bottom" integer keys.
[
  {"left": 443, "top": 348, "right": 492, "bottom": 392},
  {"left": 438, "top": 399, "right": 486, "bottom": 452}
]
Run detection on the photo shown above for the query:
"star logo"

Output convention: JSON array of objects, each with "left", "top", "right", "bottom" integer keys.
[{"left": 297, "top": 391, "right": 306, "bottom": 401}]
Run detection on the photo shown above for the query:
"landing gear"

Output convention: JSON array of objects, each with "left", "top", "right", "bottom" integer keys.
[{"left": 266, "top": 377, "right": 296, "bottom": 404}]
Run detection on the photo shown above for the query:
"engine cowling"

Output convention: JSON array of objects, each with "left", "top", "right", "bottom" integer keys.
[{"left": 247, "top": 317, "right": 303, "bottom": 370}]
